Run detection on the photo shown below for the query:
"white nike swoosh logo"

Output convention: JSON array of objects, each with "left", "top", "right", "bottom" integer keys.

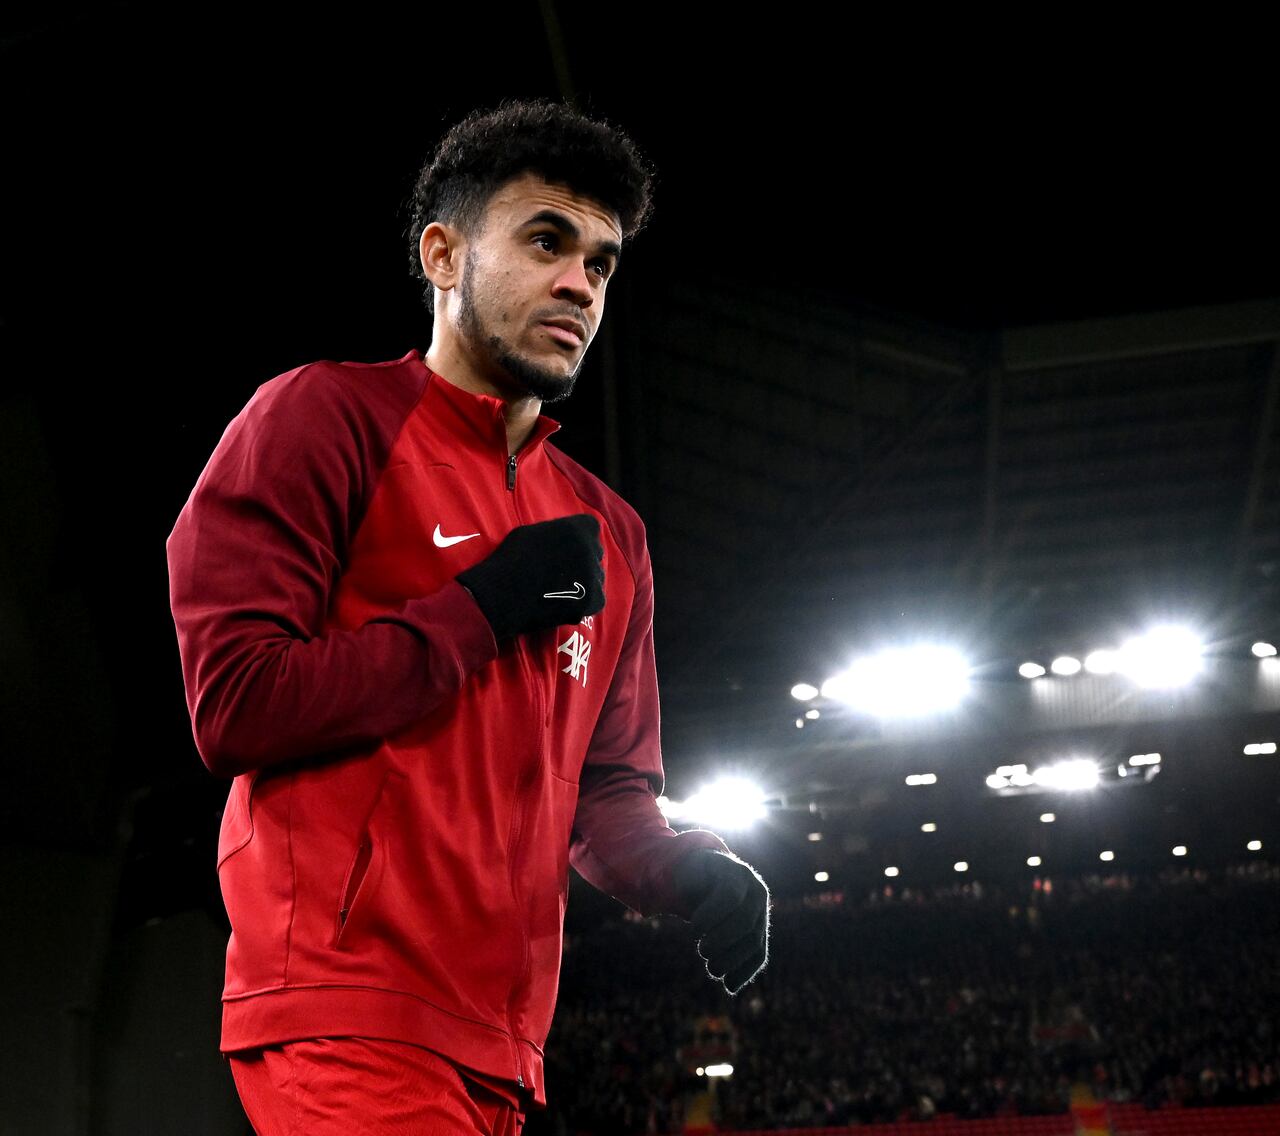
[
  {"left": 544, "top": 582, "right": 586, "bottom": 600},
  {"left": 433, "top": 524, "right": 480, "bottom": 548}
]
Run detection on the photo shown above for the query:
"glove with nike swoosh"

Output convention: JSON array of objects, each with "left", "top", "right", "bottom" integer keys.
[
  {"left": 457, "top": 514, "right": 605, "bottom": 641},
  {"left": 671, "top": 848, "right": 771, "bottom": 995}
]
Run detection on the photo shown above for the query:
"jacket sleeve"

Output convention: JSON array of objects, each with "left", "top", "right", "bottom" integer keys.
[
  {"left": 166, "top": 363, "right": 497, "bottom": 779},
  {"left": 568, "top": 520, "right": 730, "bottom": 918}
]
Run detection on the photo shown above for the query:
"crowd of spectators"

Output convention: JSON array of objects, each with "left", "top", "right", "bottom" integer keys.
[{"left": 526, "top": 861, "right": 1280, "bottom": 1134}]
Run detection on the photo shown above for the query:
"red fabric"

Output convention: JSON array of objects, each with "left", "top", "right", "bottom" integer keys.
[
  {"left": 168, "top": 352, "right": 729, "bottom": 1108},
  {"left": 228, "top": 1037, "right": 525, "bottom": 1135}
]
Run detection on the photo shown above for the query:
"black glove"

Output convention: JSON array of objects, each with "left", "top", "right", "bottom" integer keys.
[
  {"left": 457, "top": 514, "right": 605, "bottom": 641},
  {"left": 671, "top": 849, "right": 770, "bottom": 995}
]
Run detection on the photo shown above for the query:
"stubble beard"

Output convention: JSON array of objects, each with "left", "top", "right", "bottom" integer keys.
[{"left": 457, "top": 256, "right": 582, "bottom": 405}]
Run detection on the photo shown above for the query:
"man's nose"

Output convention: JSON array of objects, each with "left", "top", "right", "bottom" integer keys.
[{"left": 551, "top": 260, "right": 595, "bottom": 307}]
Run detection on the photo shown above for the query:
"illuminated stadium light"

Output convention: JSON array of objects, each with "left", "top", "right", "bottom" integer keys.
[
  {"left": 921, "top": 822, "right": 937, "bottom": 832},
  {"left": 884, "top": 866, "right": 900, "bottom": 878},
  {"left": 1085, "top": 649, "right": 1118, "bottom": 675},
  {"left": 805, "top": 708, "right": 820, "bottom": 719},
  {"left": 814, "top": 870, "right": 830, "bottom": 882},
  {"left": 1244, "top": 742, "right": 1277, "bottom": 755},
  {"left": 953, "top": 861, "right": 969, "bottom": 872},
  {"left": 1116, "top": 625, "right": 1204, "bottom": 688},
  {"left": 820, "top": 646, "right": 970, "bottom": 718},
  {"left": 1128, "top": 753, "right": 1163, "bottom": 766},
  {"left": 704, "top": 1063, "right": 734, "bottom": 1078},
  {"left": 1253, "top": 642, "right": 1277, "bottom": 658},
  {"left": 1247, "top": 840, "right": 1263, "bottom": 852},
  {"left": 807, "top": 832, "right": 823, "bottom": 842},
  {"left": 1019, "top": 662, "right": 1046, "bottom": 679},
  {"left": 1027, "top": 856, "right": 1042, "bottom": 867},
  {"left": 677, "top": 777, "right": 767, "bottom": 831},
  {"left": 1040, "top": 813, "right": 1056, "bottom": 823},
  {"left": 1099, "top": 850, "right": 1115, "bottom": 862},
  {"left": 791, "top": 683, "right": 819, "bottom": 701},
  {"left": 986, "top": 773, "right": 1009, "bottom": 789},
  {"left": 795, "top": 718, "right": 804, "bottom": 729},
  {"left": 1172, "top": 845, "right": 1188, "bottom": 857},
  {"left": 1033, "top": 760, "right": 1099, "bottom": 792},
  {"left": 1051, "top": 655, "right": 1082, "bottom": 676},
  {"left": 905, "top": 773, "right": 938, "bottom": 786}
]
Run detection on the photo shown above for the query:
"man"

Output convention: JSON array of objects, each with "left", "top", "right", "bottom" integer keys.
[{"left": 167, "top": 100, "right": 770, "bottom": 1135}]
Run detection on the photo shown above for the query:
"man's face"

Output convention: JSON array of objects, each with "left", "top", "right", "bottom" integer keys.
[{"left": 451, "top": 172, "right": 622, "bottom": 403}]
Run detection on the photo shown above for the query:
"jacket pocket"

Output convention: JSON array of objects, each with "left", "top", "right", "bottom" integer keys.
[
  {"left": 335, "top": 839, "right": 374, "bottom": 946},
  {"left": 216, "top": 771, "right": 257, "bottom": 868}
]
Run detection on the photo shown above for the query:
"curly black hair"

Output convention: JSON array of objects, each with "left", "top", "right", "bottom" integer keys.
[{"left": 405, "top": 99, "right": 654, "bottom": 307}]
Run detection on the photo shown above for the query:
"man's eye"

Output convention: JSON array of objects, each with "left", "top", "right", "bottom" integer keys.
[
  {"left": 533, "top": 234, "right": 556, "bottom": 252},
  {"left": 590, "top": 260, "right": 611, "bottom": 279}
]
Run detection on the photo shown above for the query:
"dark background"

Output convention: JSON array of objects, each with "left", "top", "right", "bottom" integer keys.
[{"left": 2, "top": 5, "right": 1277, "bottom": 1133}]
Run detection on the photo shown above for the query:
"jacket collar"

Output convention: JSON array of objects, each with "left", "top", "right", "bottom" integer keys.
[{"left": 414, "top": 351, "right": 562, "bottom": 456}]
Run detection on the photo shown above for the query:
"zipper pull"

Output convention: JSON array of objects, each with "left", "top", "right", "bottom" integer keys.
[
  {"left": 506, "top": 454, "right": 518, "bottom": 491},
  {"left": 517, "top": 1074, "right": 525, "bottom": 1089}
]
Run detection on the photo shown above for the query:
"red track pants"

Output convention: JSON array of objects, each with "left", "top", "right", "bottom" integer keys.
[{"left": 228, "top": 1038, "right": 527, "bottom": 1135}]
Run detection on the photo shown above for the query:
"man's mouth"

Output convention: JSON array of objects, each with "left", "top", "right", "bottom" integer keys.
[{"left": 540, "top": 319, "right": 586, "bottom": 348}]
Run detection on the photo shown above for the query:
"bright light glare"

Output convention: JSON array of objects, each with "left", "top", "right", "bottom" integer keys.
[
  {"left": 1117, "top": 625, "right": 1204, "bottom": 688},
  {"left": 1253, "top": 642, "right": 1277, "bottom": 658},
  {"left": 805, "top": 709, "right": 820, "bottom": 720},
  {"left": 1129, "top": 753, "right": 1163, "bottom": 766},
  {"left": 821, "top": 646, "right": 970, "bottom": 718},
  {"left": 986, "top": 774, "right": 1009, "bottom": 789},
  {"left": 1100, "top": 850, "right": 1115, "bottom": 862},
  {"left": 1248, "top": 840, "right": 1263, "bottom": 852},
  {"left": 1172, "top": 845, "right": 1188, "bottom": 857},
  {"left": 884, "top": 866, "right": 899, "bottom": 878},
  {"left": 921, "top": 822, "right": 937, "bottom": 832},
  {"left": 1040, "top": 813, "right": 1056, "bottom": 823},
  {"left": 807, "top": 832, "right": 823, "bottom": 842},
  {"left": 1244, "top": 742, "right": 1277, "bottom": 755},
  {"left": 704, "top": 1063, "right": 734, "bottom": 1078},
  {"left": 1051, "top": 656, "right": 1082, "bottom": 676},
  {"left": 1019, "top": 662, "right": 1046, "bottom": 679},
  {"left": 791, "top": 683, "right": 819, "bottom": 701},
  {"left": 1085, "top": 649, "right": 1118, "bottom": 675},
  {"left": 795, "top": 718, "right": 804, "bottom": 729},
  {"left": 675, "top": 777, "right": 766, "bottom": 831},
  {"left": 1027, "top": 856, "right": 1042, "bottom": 867},
  {"left": 1033, "top": 760, "right": 1100, "bottom": 791},
  {"left": 814, "top": 870, "right": 829, "bottom": 882},
  {"left": 954, "top": 861, "right": 969, "bottom": 872},
  {"left": 905, "top": 773, "right": 938, "bottom": 786}
]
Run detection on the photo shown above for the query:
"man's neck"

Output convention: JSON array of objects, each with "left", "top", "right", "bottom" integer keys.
[{"left": 425, "top": 344, "right": 542, "bottom": 457}]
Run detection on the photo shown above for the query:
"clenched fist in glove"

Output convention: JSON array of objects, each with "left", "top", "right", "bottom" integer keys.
[
  {"left": 671, "top": 849, "right": 770, "bottom": 995},
  {"left": 458, "top": 514, "right": 605, "bottom": 640}
]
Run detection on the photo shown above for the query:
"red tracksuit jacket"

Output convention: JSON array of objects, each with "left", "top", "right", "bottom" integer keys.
[{"left": 166, "top": 350, "right": 729, "bottom": 1108}]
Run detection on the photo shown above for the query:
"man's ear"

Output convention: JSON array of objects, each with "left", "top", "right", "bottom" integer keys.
[{"left": 419, "top": 221, "right": 464, "bottom": 294}]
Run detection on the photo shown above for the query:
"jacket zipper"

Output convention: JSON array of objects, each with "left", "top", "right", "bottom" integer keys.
[{"left": 506, "top": 454, "right": 517, "bottom": 491}]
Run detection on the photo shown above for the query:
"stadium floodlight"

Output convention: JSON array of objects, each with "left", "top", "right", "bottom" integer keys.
[
  {"left": 1033, "top": 760, "right": 1100, "bottom": 792},
  {"left": 1040, "top": 813, "right": 1056, "bottom": 823},
  {"left": 921, "top": 822, "right": 937, "bottom": 832},
  {"left": 1019, "top": 662, "right": 1046, "bottom": 679},
  {"left": 1128, "top": 753, "right": 1163, "bottom": 766},
  {"left": 1244, "top": 742, "right": 1277, "bottom": 755},
  {"left": 953, "top": 861, "right": 969, "bottom": 872},
  {"left": 986, "top": 773, "right": 1009, "bottom": 789},
  {"left": 1247, "top": 840, "right": 1263, "bottom": 852},
  {"left": 704, "top": 1063, "right": 734, "bottom": 1078},
  {"left": 1099, "top": 850, "right": 1115, "bottom": 862},
  {"left": 677, "top": 777, "right": 767, "bottom": 831},
  {"left": 807, "top": 832, "right": 823, "bottom": 842},
  {"left": 1085, "top": 649, "right": 1118, "bottom": 675},
  {"left": 805, "top": 709, "right": 820, "bottom": 720},
  {"left": 1172, "top": 845, "right": 1188, "bottom": 856},
  {"left": 1027, "top": 856, "right": 1042, "bottom": 867},
  {"left": 814, "top": 870, "right": 830, "bottom": 882},
  {"left": 794, "top": 718, "right": 804, "bottom": 729},
  {"left": 820, "top": 645, "right": 970, "bottom": 718},
  {"left": 1116, "top": 625, "right": 1204, "bottom": 688},
  {"left": 905, "top": 773, "right": 938, "bottom": 786},
  {"left": 1051, "top": 655, "right": 1082, "bottom": 676},
  {"left": 791, "top": 682, "right": 819, "bottom": 701},
  {"left": 1253, "top": 642, "right": 1277, "bottom": 658},
  {"left": 884, "top": 866, "right": 899, "bottom": 878}
]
